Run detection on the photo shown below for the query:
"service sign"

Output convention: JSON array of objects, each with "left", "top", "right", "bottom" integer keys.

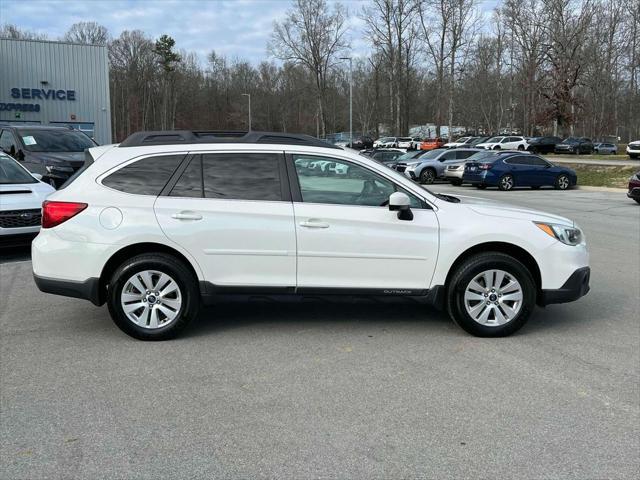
[{"left": 0, "top": 87, "right": 77, "bottom": 113}]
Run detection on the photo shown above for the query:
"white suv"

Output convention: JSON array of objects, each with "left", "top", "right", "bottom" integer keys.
[
  {"left": 32, "top": 131, "right": 590, "bottom": 340},
  {"left": 476, "top": 136, "right": 528, "bottom": 150}
]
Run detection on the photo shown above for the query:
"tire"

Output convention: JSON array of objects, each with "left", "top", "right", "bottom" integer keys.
[
  {"left": 635, "top": 198, "right": 640, "bottom": 204},
  {"left": 630, "top": 154, "right": 638, "bottom": 159},
  {"left": 555, "top": 174, "right": 570, "bottom": 190},
  {"left": 498, "top": 174, "right": 514, "bottom": 191},
  {"left": 419, "top": 168, "right": 436, "bottom": 184},
  {"left": 517, "top": 144, "right": 525, "bottom": 151},
  {"left": 494, "top": 145, "right": 501, "bottom": 150},
  {"left": 107, "top": 253, "right": 200, "bottom": 340},
  {"left": 446, "top": 252, "right": 536, "bottom": 337},
  {"left": 450, "top": 179, "right": 463, "bottom": 186}
]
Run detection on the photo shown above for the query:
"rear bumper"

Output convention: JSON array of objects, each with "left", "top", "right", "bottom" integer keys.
[
  {"left": 538, "top": 267, "right": 590, "bottom": 306},
  {"left": 34, "top": 274, "right": 102, "bottom": 305}
]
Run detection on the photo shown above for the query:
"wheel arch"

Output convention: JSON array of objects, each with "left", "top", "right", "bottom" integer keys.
[
  {"left": 443, "top": 241, "right": 542, "bottom": 295},
  {"left": 98, "top": 242, "right": 202, "bottom": 305}
]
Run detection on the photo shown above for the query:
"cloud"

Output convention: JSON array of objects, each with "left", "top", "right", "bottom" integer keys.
[{"left": 0, "top": 0, "right": 500, "bottom": 65}]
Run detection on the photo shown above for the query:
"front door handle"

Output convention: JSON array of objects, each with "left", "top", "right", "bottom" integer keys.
[
  {"left": 171, "top": 211, "right": 203, "bottom": 221},
  {"left": 299, "top": 220, "right": 330, "bottom": 228}
]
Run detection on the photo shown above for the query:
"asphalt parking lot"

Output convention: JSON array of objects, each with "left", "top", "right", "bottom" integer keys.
[{"left": 1, "top": 185, "right": 639, "bottom": 479}]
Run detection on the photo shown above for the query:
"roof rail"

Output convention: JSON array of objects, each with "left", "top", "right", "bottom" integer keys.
[{"left": 118, "top": 130, "right": 340, "bottom": 149}]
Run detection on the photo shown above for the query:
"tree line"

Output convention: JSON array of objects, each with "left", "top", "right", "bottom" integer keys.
[{"left": 2, "top": 0, "right": 639, "bottom": 142}]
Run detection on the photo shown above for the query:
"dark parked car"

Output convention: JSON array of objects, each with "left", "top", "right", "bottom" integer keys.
[
  {"left": 554, "top": 137, "right": 594, "bottom": 155},
  {"left": 370, "top": 149, "right": 406, "bottom": 168},
  {"left": 527, "top": 136, "right": 563, "bottom": 154},
  {"left": 462, "top": 151, "right": 577, "bottom": 191},
  {"left": 628, "top": 172, "right": 640, "bottom": 204},
  {"left": 0, "top": 125, "right": 98, "bottom": 188},
  {"left": 349, "top": 135, "right": 374, "bottom": 149}
]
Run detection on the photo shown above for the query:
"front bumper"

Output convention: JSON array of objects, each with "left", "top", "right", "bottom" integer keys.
[{"left": 538, "top": 267, "right": 590, "bottom": 306}]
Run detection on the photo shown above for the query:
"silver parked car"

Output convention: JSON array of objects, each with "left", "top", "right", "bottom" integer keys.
[
  {"left": 593, "top": 143, "right": 617, "bottom": 155},
  {"left": 403, "top": 148, "right": 482, "bottom": 184}
]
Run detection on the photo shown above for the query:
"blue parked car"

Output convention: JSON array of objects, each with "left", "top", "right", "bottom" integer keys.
[{"left": 462, "top": 151, "right": 577, "bottom": 191}]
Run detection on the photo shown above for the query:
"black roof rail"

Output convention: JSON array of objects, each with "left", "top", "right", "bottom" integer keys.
[{"left": 118, "top": 130, "right": 340, "bottom": 149}]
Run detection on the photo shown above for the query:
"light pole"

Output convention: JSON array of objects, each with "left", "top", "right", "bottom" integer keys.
[
  {"left": 242, "top": 93, "right": 251, "bottom": 131},
  {"left": 340, "top": 57, "right": 352, "bottom": 148}
]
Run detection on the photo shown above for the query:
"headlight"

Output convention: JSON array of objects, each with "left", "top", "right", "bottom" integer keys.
[{"left": 534, "top": 222, "right": 583, "bottom": 246}]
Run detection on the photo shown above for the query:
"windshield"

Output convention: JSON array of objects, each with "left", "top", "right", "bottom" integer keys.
[
  {"left": 486, "top": 136, "right": 504, "bottom": 143},
  {"left": 563, "top": 137, "right": 579, "bottom": 144},
  {"left": 417, "top": 149, "right": 446, "bottom": 161},
  {"left": 466, "top": 151, "right": 499, "bottom": 162},
  {"left": 455, "top": 137, "right": 470, "bottom": 143},
  {"left": 398, "top": 137, "right": 412, "bottom": 142},
  {"left": 0, "top": 154, "right": 37, "bottom": 184},
  {"left": 397, "top": 150, "right": 424, "bottom": 160},
  {"left": 18, "top": 129, "right": 96, "bottom": 152}
]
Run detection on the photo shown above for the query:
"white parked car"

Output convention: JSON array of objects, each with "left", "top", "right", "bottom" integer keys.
[
  {"left": 396, "top": 137, "right": 413, "bottom": 149},
  {"left": 627, "top": 140, "right": 640, "bottom": 159},
  {"left": 373, "top": 137, "right": 397, "bottom": 148},
  {"left": 476, "top": 136, "right": 528, "bottom": 151},
  {"left": 443, "top": 136, "right": 472, "bottom": 148},
  {"left": 0, "top": 152, "right": 55, "bottom": 246},
  {"left": 32, "top": 131, "right": 590, "bottom": 340}
]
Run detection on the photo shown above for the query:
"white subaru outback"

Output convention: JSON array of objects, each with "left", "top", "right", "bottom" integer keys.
[{"left": 32, "top": 131, "right": 590, "bottom": 340}]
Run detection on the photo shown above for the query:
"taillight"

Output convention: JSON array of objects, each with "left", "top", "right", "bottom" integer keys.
[
  {"left": 42, "top": 201, "right": 87, "bottom": 228},
  {"left": 478, "top": 163, "right": 493, "bottom": 170}
]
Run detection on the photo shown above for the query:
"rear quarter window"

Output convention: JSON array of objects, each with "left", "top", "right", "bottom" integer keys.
[{"left": 102, "top": 154, "right": 185, "bottom": 196}]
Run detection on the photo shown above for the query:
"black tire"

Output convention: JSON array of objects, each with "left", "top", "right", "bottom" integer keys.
[
  {"left": 555, "top": 174, "right": 570, "bottom": 190},
  {"left": 446, "top": 252, "right": 536, "bottom": 337},
  {"left": 494, "top": 145, "right": 501, "bottom": 150},
  {"left": 450, "top": 179, "right": 463, "bottom": 186},
  {"left": 419, "top": 168, "right": 436, "bottom": 184},
  {"left": 498, "top": 174, "right": 514, "bottom": 191},
  {"left": 635, "top": 198, "right": 640, "bottom": 204},
  {"left": 107, "top": 253, "right": 200, "bottom": 340},
  {"left": 517, "top": 144, "right": 525, "bottom": 150}
]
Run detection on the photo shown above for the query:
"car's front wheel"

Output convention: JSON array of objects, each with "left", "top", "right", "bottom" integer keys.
[
  {"left": 107, "top": 253, "right": 200, "bottom": 340},
  {"left": 447, "top": 253, "right": 536, "bottom": 337},
  {"left": 555, "top": 174, "right": 570, "bottom": 190},
  {"left": 419, "top": 168, "right": 436, "bottom": 184}
]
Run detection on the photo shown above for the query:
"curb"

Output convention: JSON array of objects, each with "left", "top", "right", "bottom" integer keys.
[{"left": 577, "top": 185, "right": 628, "bottom": 192}]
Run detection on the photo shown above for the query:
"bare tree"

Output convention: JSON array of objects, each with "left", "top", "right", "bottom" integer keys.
[
  {"left": 0, "top": 23, "right": 47, "bottom": 40},
  {"left": 269, "top": 0, "right": 348, "bottom": 137},
  {"left": 63, "top": 21, "right": 109, "bottom": 45}
]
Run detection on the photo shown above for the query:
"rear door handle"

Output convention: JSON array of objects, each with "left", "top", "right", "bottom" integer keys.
[
  {"left": 171, "top": 211, "right": 203, "bottom": 221},
  {"left": 299, "top": 220, "right": 330, "bottom": 228}
]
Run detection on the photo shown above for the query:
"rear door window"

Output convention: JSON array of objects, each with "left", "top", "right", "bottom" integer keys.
[
  {"left": 202, "top": 153, "right": 284, "bottom": 201},
  {"left": 102, "top": 155, "right": 185, "bottom": 195}
]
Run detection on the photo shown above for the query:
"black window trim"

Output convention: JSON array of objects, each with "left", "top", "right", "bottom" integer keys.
[
  {"left": 285, "top": 152, "right": 431, "bottom": 210},
  {"left": 160, "top": 150, "right": 291, "bottom": 202}
]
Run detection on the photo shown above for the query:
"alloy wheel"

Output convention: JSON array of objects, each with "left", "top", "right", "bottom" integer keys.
[
  {"left": 500, "top": 175, "right": 514, "bottom": 190},
  {"left": 120, "top": 270, "right": 182, "bottom": 329},
  {"left": 464, "top": 269, "right": 523, "bottom": 326},
  {"left": 557, "top": 175, "right": 570, "bottom": 190}
]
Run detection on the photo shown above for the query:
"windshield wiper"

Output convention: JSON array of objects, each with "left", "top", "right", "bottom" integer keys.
[{"left": 434, "top": 193, "right": 460, "bottom": 203}]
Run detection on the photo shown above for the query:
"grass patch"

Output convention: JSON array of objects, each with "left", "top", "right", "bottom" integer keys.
[
  {"left": 563, "top": 164, "right": 637, "bottom": 188},
  {"left": 546, "top": 153, "right": 629, "bottom": 161}
]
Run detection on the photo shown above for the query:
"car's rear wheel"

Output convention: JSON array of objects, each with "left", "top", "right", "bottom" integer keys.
[
  {"left": 450, "top": 179, "right": 463, "bottom": 186},
  {"left": 107, "top": 253, "right": 200, "bottom": 340},
  {"left": 555, "top": 174, "right": 570, "bottom": 190},
  {"left": 498, "top": 174, "right": 514, "bottom": 191},
  {"left": 447, "top": 253, "right": 536, "bottom": 337},
  {"left": 420, "top": 168, "right": 436, "bottom": 184},
  {"left": 517, "top": 145, "right": 525, "bottom": 150}
]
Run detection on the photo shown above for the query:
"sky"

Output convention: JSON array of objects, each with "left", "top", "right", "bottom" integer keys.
[{"left": 0, "top": 0, "right": 499, "bottom": 65}]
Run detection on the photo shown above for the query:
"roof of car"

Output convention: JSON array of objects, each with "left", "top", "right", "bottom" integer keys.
[
  {"left": 118, "top": 130, "right": 340, "bottom": 149},
  {"left": 0, "top": 124, "right": 74, "bottom": 131}
]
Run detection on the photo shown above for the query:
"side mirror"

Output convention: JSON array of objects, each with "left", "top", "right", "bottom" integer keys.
[
  {"left": 32, "top": 173, "right": 43, "bottom": 181},
  {"left": 388, "top": 192, "right": 413, "bottom": 221}
]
